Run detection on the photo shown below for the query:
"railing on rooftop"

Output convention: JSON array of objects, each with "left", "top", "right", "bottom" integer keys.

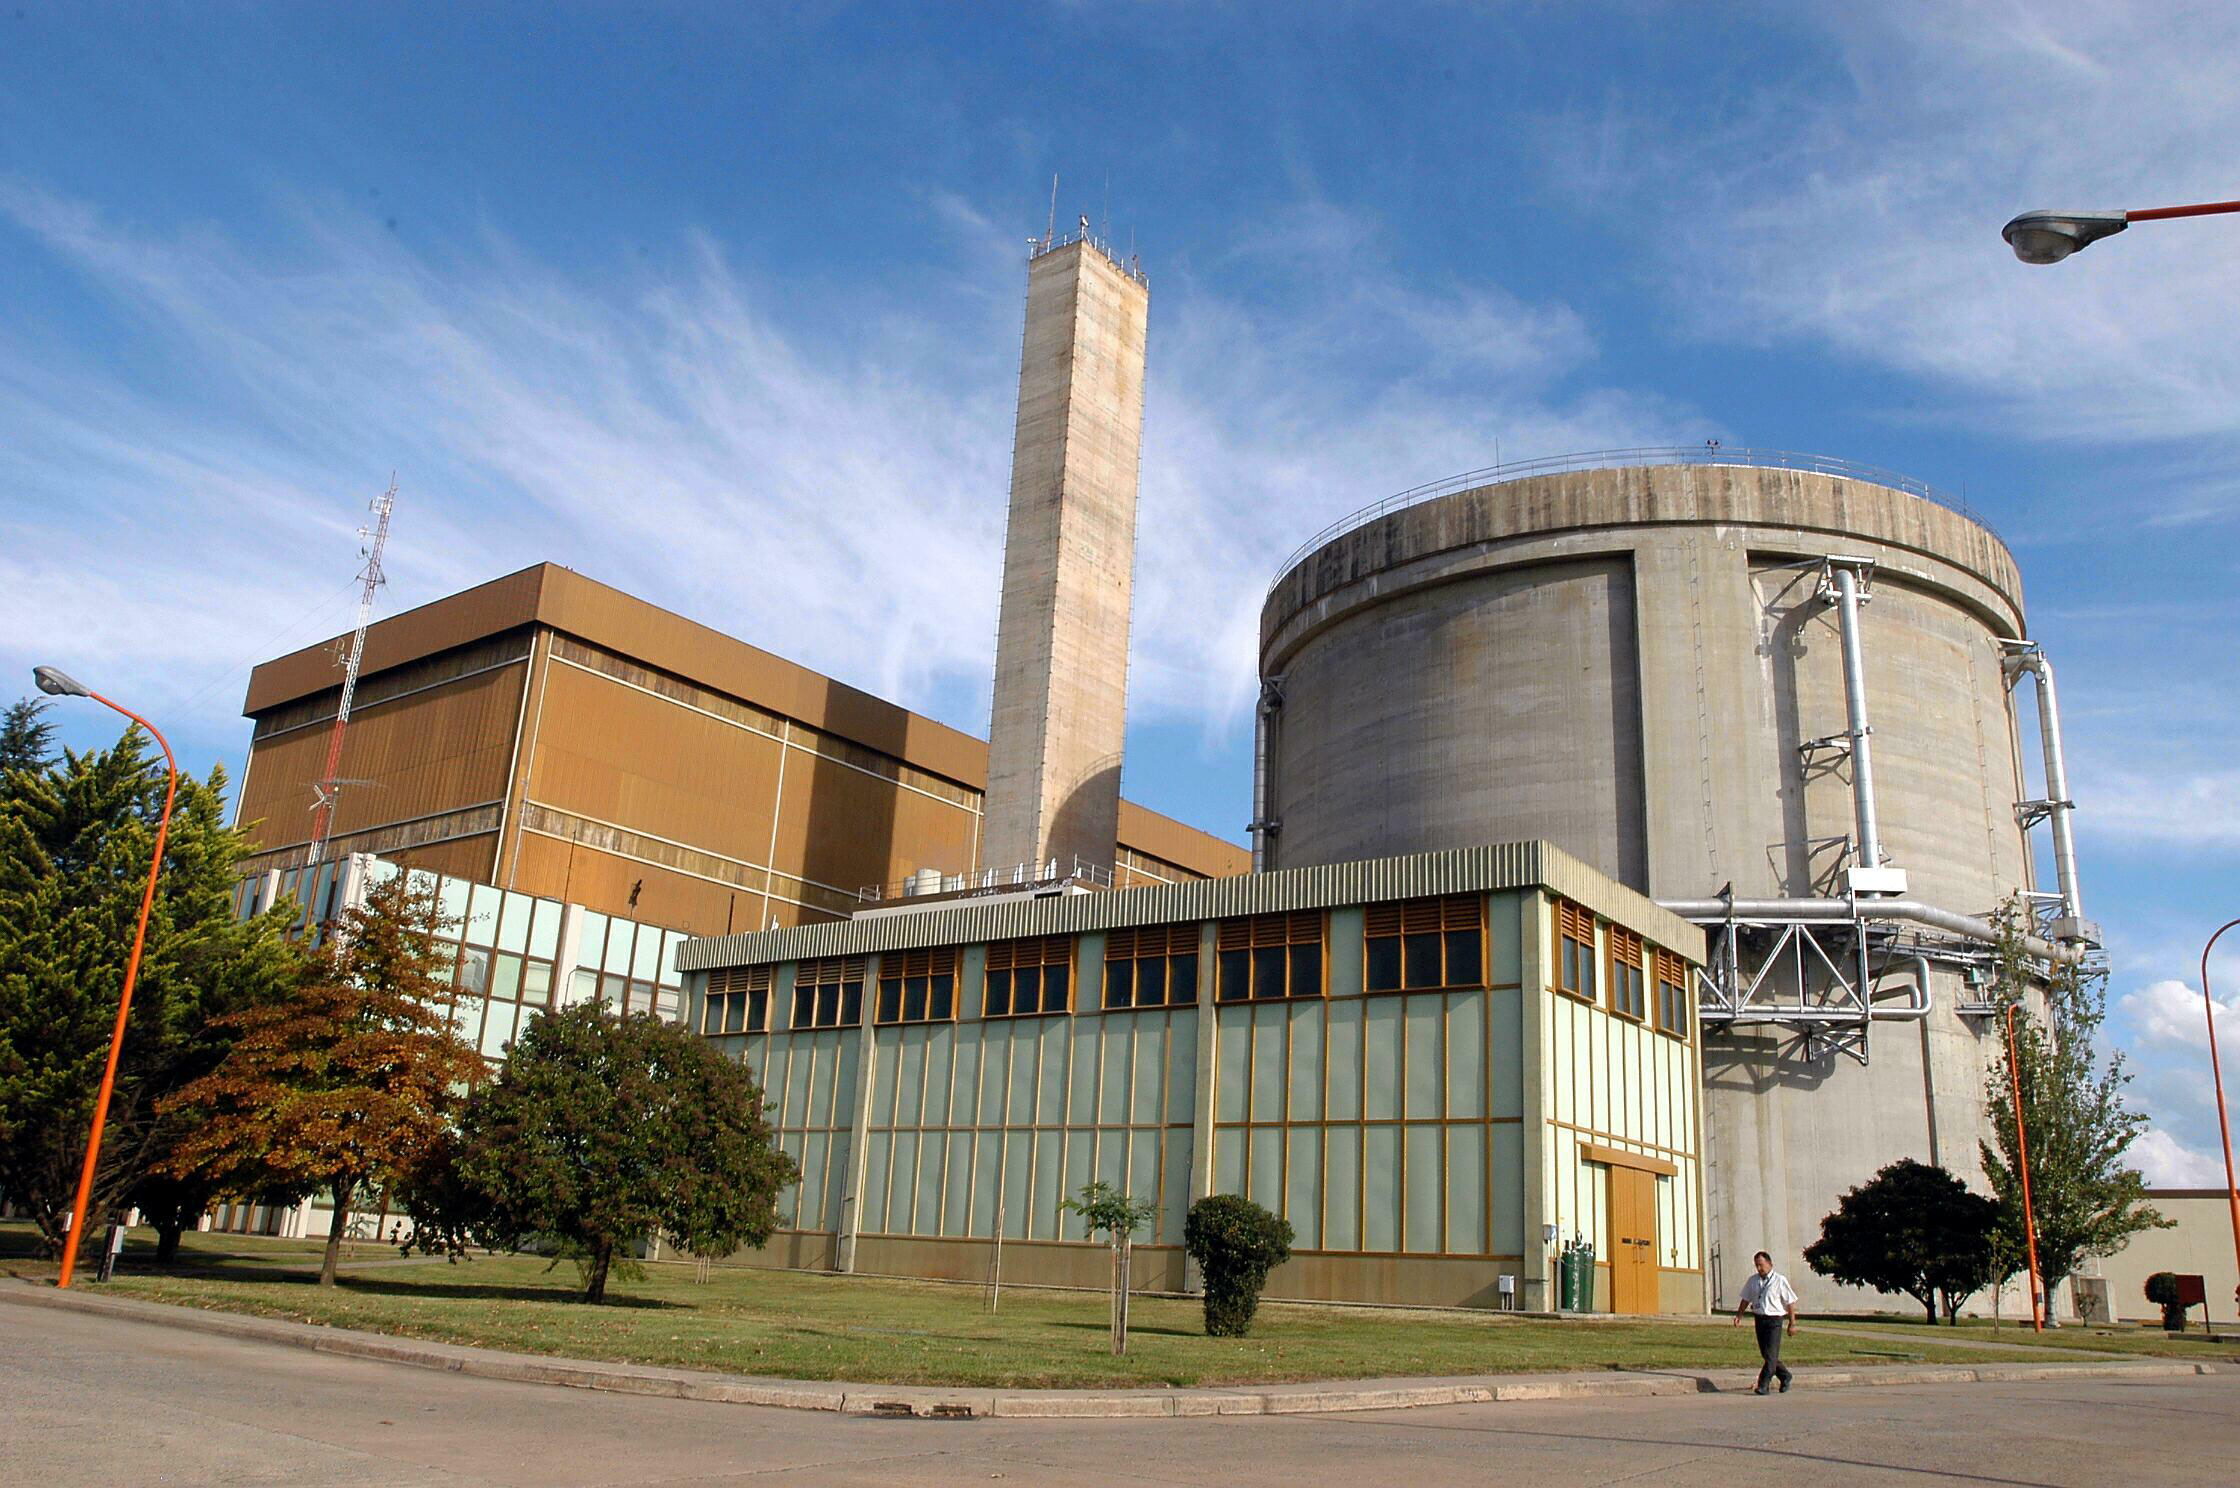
[
  {"left": 857, "top": 855, "right": 1114, "bottom": 905},
  {"left": 1265, "top": 446, "right": 1997, "bottom": 597}
]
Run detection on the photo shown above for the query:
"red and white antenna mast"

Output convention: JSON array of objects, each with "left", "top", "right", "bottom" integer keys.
[{"left": 305, "top": 475, "right": 396, "bottom": 867}]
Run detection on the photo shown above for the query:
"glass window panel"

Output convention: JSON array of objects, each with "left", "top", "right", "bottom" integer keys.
[
  {"left": 488, "top": 953, "right": 524, "bottom": 1004},
  {"left": 1289, "top": 943, "right": 1321, "bottom": 999},
  {"left": 794, "top": 985, "right": 816, "bottom": 1027},
  {"left": 527, "top": 900, "right": 561, "bottom": 960},
  {"left": 631, "top": 925, "right": 661, "bottom": 982},
  {"left": 1252, "top": 946, "right": 1285, "bottom": 999},
  {"left": 1103, "top": 959, "right": 1134, "bottom": 1010},
  {"left": 1403, "top": 932, "right": 1441, "bottom": 989},
  {"left": 577, "top": 910, "right": 610, "bottom": 966},
  {"left": 1366, "top": 937, "right": 1402, "bottom": 992},
  {"left": 1446, "top": 1125, "right": 1486, "bottom": 1254},
  {"left": 495, "top": 892, "right": 531, "bottom": 954},
  {"left": 464, "top": 883, "right": 503, "bottom": 948},
  {"left": 1323, "top": 1126, "right": 1361, "bottom": 1251},
  {"left": 1248, "top": 1126, "right": 1282, "bottom": 1215},
  {"left": 436, "top": 874, "right": 471, "bottom": 934},
  {"left": 1045, "top": 962, "right": 1069, "bottom": 1012},
  {"left": 1445, "top": 929, "right": 1483, "bottom": 986},
  {"left": 657, "top": 932, "right": 683, "bottom": 988},
  {"left": 1286, "top": 1128, "right": 1322, "bottom": 1251},
  {"left": 457, "top": 947, "right": 491, "bottom": 997},
  {"left": 1362, "top": 1125, "right": 1400, "bottom": 1253},
  {"left": 876, "top": 980, "right": 901, "bottom": 1024},
  {"left": 930, "top": 978, "right": 953, "bottom": 1021},
  {"left": 603, "top": 921, "right": 634, "bottom": 975},
  {"left": 1136, "top": 958, "right": 1165, "bottom": 1008},
  {"left": 839, "top": 984, "right": 861, "bottom": 1027},
  {"left": 1405, "top": 1125, "right": 1442, "bottom": 1253},
  {"left": 453, "top": 992, "right": 486, "bottom": 1046},
  {"left": 1014, "top": 966, "right": 1041, "bottom": 1013},
  {"left": 480, "top": 998, "right": 518, "bottom": 1058},
  {"left": 984, "top": 969, "right": 1012, "bottom": 1018},
  {"left": 903, "top": 979, "right": 927, "bottom": 1023},
  {"left": 1171, "top": 952, "right": 1198, "bottom": 1005},
  {"left": 1217, "top": 948, "right": 1250, "bottom": 1001}
]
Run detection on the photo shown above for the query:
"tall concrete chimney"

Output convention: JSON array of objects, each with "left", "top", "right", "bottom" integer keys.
[{"left": 981, "top": 232, "right": 1149, "bottom": 876}]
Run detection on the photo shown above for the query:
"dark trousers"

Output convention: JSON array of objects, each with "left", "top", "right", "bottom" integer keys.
[{"left": 1754, "top": 1314, "right": 1792, "bottom": 1389}]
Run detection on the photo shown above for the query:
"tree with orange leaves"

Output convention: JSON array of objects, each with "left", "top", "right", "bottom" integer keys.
[{"left": 161, "top": 872, "right": 484, "bottom": 1286}]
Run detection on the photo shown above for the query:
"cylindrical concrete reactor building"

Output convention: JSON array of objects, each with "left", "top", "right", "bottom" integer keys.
[{"left": 1258, "top": 451, "right": 2079, "bottom": 1310}]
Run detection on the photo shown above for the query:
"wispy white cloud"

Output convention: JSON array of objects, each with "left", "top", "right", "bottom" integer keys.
[
  {"left": 0, "top": 180, "right": 1689, "bottom": 763},
  {"left": 2130, "top": 1127, "right": 2228, "bottom": 1189},
  {"left": 1591, "top": 3, "right": 2240, "bottom": 479}
]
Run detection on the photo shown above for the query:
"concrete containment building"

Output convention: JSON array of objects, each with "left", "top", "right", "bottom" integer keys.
[{"left": 1255, "top": 450, "right": 2093, "bottom": 1308}]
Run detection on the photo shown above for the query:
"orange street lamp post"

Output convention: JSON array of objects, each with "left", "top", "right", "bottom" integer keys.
[
  {"left": 34, "top": 666, "right": 179, "bottom": 1289},
  {"left": 2005, "top": 1001, "right": 2045, "bottom": 1332},
  {"left": 2201, "top": 920, "right": 2240, "bottom": 1315}
]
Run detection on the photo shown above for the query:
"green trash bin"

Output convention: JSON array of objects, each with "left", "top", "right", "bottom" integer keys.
[{"left": 1560, "top": 1243, "right": 1597, "bottom": 1312}]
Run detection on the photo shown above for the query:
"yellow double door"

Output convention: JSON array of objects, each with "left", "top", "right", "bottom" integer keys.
[{"left": 1607, "top": 1165, "right": 1660, "bottom": 1314}]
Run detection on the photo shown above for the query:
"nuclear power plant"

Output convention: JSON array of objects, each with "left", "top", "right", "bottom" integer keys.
[
  {"left": 234, "top": 214, "right": 2094, "bottom": 1314},
  {"left": 1254, "top": 455, "right": 2093, "bottom": 1302}
]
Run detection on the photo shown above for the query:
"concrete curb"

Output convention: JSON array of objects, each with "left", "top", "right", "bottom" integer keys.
[{"left": 3, "top": 1282, "right": 2222, "bottom": 1420}]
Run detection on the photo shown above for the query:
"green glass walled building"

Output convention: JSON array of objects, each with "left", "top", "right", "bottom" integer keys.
[{"left": 679, "top": 842, "right": 1710, "bottom": 1313}]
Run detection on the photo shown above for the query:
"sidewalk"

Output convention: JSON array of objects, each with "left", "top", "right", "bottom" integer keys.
[{"left": 3, "top": 1280, "right": 2221, "bottom": 1421}]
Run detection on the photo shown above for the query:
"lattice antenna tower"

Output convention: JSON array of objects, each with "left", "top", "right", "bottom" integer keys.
[{"left": 305, "top": 475, "right": 397, "bottom": 866}]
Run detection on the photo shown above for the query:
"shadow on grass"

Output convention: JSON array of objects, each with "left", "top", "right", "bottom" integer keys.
[{"left": 1046, "top": 1320, "right": 1204, "bottom": 1340}]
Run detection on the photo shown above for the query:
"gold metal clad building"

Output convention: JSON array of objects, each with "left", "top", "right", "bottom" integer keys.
[{"left": 234, "top": 562, "right": 1245, "bottom": 936}]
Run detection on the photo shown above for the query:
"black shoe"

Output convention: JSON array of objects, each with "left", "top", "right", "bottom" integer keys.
[
  {"left": 1779, "top": 1376, "right": 1792, "bottom": 1393},
  {"left": 1752, "top": 1385, "right": 1769, "bottom": 1395}
]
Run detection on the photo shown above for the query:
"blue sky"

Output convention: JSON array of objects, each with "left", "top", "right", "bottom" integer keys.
[{"left": 3, "top": 2, "right": 2236, "bottom": 1182}]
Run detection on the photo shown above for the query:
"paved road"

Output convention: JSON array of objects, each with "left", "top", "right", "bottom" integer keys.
[{"left": 3, "top": 1303, "right": 2233, "bottom": 1487}]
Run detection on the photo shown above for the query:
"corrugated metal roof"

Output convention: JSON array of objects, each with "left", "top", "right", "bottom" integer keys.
[{"left": 677, "top": 841, "right": 1706, "bottom": 972}]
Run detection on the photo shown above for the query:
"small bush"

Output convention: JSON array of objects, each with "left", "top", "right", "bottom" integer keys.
[
  {"left": 2143, "top": 1272, "right": 2179, "bottom": 1306},
  {"left": 1184, "top": 1194, "right": 1294, "bottom": 1338}
]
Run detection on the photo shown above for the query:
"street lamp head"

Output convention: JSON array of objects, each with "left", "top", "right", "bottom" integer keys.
[
  {"left": 32, "top": 665, "right": 89, "bottom": 698},
  {"left": 2002, "top": 209, "right": 2128, "bottom": 264}
]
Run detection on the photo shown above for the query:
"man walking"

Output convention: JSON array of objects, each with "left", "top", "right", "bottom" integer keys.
[{"left": 1733, "top": 1250, "right": 1799, "bottom": 1394}]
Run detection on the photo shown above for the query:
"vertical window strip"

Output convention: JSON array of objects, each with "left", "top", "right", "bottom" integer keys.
[
  {"left": 1555, "top": 899, "right": 1597, "bottom": 1002},
  {"left": 791, "top": 955, "right": 866, "bottom": 1029},
  {"left": 1216, "top": 912, "right": 1325, "bottom": 1002},
  {"left": 1102, "top": 922, "right": 1200, "bottom": 1010},
  {"left": 1654, "top": 948, "right": 1692, "bottom": 1038},
  {"left": 1364, "top": 895, "right": 1485, "bottom": 992},
  {"left": 1608, "top": 926, "right": 1646, "bottom": 1021},
  {"left": 983, "top": 936, "right": 1074, "bottom": 1019},
  {"left": 876, "top": 946, "right": 958, "bottom": 1025}
]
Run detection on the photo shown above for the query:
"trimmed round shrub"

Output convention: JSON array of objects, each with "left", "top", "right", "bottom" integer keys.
[
  {"left": 1184, "top": 1194, "right": 1294, "bottom": 1338},
  {"left": 2143, "top": 1272, "right": 2179, "bottom": 1306}
]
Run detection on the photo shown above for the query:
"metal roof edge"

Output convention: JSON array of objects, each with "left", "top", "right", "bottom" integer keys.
[{"left": 677, "top": 841, "right": 1706, "bottom": 973}]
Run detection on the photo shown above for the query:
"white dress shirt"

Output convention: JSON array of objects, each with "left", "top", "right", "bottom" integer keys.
[{"left": 1740, "top": 1270, "right": 1798, "bottom": 1316}]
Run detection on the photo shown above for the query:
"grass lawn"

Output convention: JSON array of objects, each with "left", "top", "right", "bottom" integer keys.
[
  {"left": 1, "top": 1223, "right": 2136, "bottom": 1389},
  {"left": 1831, "top": 1309, "right": 2240, "bottom": 1363}
]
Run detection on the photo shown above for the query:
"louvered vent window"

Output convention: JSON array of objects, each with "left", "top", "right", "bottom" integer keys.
[
  {"left": 702, "top": 964, "right": 772, "bottom": 1035},
  {"left": 1215, "top": 912, "right": 1325, "bottom": 1002},
  {"left": 1364, "top": 895, "right": 1485, "bottom": 992},
  {"left": 1102, "top": 924, "right": 1200, "bottom": 1010},
  {"left": 875, "top": 946, "right": 958, "bottom": 1024},
  {"left": 983, "top": 937, "right": 1074, "bottom": 1018},
  {"left": 1608, "top": 925, "right": 1647, "bottom": 1021},
  {"left": 1655, "top": 948, "right": 1692, "bottom": 1039},
  {"left": 1555, "top": 900, "right": 1598, "bottom": 1002},
  {"left": 791, "top": 956, "right": 866, "bottom": 1029}
]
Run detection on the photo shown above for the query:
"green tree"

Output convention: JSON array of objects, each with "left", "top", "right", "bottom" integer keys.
[
  {"left": 1183, "top": 1194, "right": 1294, "bottom": 1338},
  {"left": 0, "top": 730, "right": 300, "bottom": 1266},
  {"left": 1059, "top": 1180, "right": 1159, "bottom": 1355},
  {"left": 1802, "top": 1158, "right": 2002, "bottom": 1323},
  {"left": 452, "top": 1002, "right": 797, "bottom": 1302},
  {"left": 161, "top": 873, "right": 484, "bottom": 1286},
  {"left": 1980, "top": 903, "right": 2168, "bottom": 1310},
  {"left": 0, "top": 697, "right": 55, "bottom": 774}
]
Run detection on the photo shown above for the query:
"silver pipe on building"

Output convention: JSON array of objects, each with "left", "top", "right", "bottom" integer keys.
[
  {"left": 1654, "top": 896, "right": 2083, "bottom": 965},
  {"left": 1248, "top": 675, "right": 1282, "bottom": 873},
  {"left": 2004, "top": 645, "right": 2085, "bottom": 925},
  {"left": 1828, "top": 563, "right": 1884, "bottom": 868}
]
